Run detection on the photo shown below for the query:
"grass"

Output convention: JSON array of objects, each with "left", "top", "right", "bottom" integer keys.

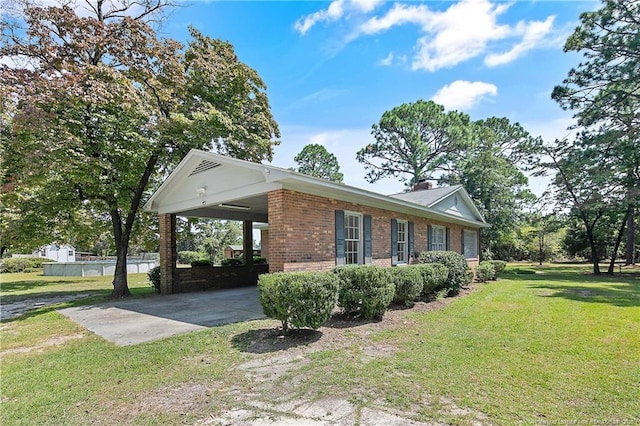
[{"left": 1, "top": 264, "right": 639, "bottom": 425}]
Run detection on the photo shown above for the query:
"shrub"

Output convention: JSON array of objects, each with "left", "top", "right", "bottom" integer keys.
[
  {"left": 258, "top": 271, "right": 340, "bottom": 332},
  {"left": 476, "top": 261, "right": 496, "bottom": 283},
  {"left": 417, "top": 251, "right": 469, "bottom": 296},
  {"left": 220, "top": 258, "right": 242, "bottom": 266},
  {"left": 0, "top": 257, "right": 51, "bottom": 273},
  {"left": 465, "top": 269, "right": 475, "bottom": 285},
  {"left": 148, "top": 266, "right": 161, "bottom": 293},
  {"left": 178, "top": 251, "right": 208, "bottom": 265},
  {"left": 333, "top": 265, "right": 394, "bottom": 320},
  {"left": 390, "top": 267, "right": 423, "bottom": 305},
  {"left": 191, "top": 259, "right": 213, "bottom": 267},
  {"left": 413, "top": 263, "right": 449, "bottom": 297},
  {"left": 489, "top": 260, "right": 507, "bottom": 279},
  {"left": 252, "top": 256, "right": 268, "bottom": 264}
]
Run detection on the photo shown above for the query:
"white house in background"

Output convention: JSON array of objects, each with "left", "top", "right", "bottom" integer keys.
[{"left": 32, "top": 244, "right": 76, "bottom": 262}]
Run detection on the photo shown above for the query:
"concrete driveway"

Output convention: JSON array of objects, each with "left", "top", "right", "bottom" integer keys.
[{"left": 59, "top": 287, "right": 265, "bottom": 346}]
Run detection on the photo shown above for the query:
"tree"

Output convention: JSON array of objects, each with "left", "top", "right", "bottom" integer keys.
[
  {"left": 193, "top": 219, "right": 242, "bottom": 264},
  {"left": 552, "top": 0, "right": 640, "bottom": 265},
  {"left": 356, "top": 100, "right": 471, "bottom": 187},
  {"left": 1, "top": 1, "right": 279, "bottom": 296},
  {"left": 293, "top": 144, "right": 343, "bottom": 182},
  {"left": 442, "top": 118, "right": 539, "bottom": 259}
]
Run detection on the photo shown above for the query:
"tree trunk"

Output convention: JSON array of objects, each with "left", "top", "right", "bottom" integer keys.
[
  {"left": 626, "top": 206, "right": 636, "bottom": 265},
  {"left": 608, "top": 207, "right": 630, "bottom": 275},
  {"left": 538, "top": 231, "right": 544, "bottom": 266},
  {"left": 586, "top": 227, "right": 600, "bottom": 275},
  {"left": 111, "top": 208, "right": 131, "bottom": 298}
]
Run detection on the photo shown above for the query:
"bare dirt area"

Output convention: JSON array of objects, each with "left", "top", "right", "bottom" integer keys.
[
  {"left": 153, "top": 287, "right": 488, "bottom": 425},
  {"left": 0, "top": 293, "right": 97, "bottom": 321}
]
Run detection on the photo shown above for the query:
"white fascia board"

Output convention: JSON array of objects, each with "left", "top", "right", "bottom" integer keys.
[{"left": 155, "top": 181, "right": 281, "bottom": 215}]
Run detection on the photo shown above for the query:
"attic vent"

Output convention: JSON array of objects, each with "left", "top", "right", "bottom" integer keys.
[{"left": 189, "top": 160, "right": 221, "bottom": 177}]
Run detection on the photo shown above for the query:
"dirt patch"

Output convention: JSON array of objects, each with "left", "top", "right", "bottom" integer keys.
[
  {"left": 1, "top": 332, "right": 86, "bottom": 355},
  {"left": 1, "top": 293, "right": 97, "bottom": 321}
]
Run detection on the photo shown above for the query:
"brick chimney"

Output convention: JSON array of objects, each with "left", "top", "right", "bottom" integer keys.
[{"left": 413, "top": 179, "right": 432, "bottom": 191}]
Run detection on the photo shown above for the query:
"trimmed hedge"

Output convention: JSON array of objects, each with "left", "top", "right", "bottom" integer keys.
[
  {"left": 476, "top": 261, "right": 496, "bottom": 283},
  {"left": 333, "top": 265, "right": 394, "bottom": 320},
  {"left": 417, "top": 251, "right": 469, "bottom": 296},
  {"left": 413, "top": 263, "right": 449, "bottom": 297},
  {"left": 258, "top": 271, "right": 340, "bottom": 332},
  {"left": 178, "top": 251, "right": 208, "bottom": 265},
  {"left": 191, "top": 259, "right": 213, "bottom": 267},
  {"left": 220, "top": 258, "right": 241, "bottom": 266},
  {"left": 1, "top": 257, "right": 51, "bottom": 273},
  {"left": 390, "top": 266, "right": 423, "bottom": 305},
  {"left": 489, "top": 260, "right": 507, "bottom": 279}
]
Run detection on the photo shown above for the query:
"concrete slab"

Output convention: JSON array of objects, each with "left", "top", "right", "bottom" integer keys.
[{"left": 59, "top": 287, "right": 265, "bottom": 346}]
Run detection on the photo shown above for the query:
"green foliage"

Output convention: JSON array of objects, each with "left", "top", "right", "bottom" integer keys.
[
  {"left": 194, "top": 220, "right": 243, "bottom": 265},
  {"left": 178, "top": 251, "right": 208, "bottom": 265},
  {"left": 476, "top": 261, "right": 496, "bottom": 283},
  {"left": 389, "top": 266, "right": 423, "bottom": 305},
  {"left": 258, "top": 271, "right": 340, "bottom": 332},
  {"left": 417, "top": 251, "right": 469, "bottom": 296},
  {"left": 0, "top": 257, "right": 50, "bottom": 273},
  {"left": 191, "top": 259, "right": 213, "bottom": 267},
  {"left": 489, "top": 260, "right": 507, "bottom": 279},
  {"left": 293, "top": 144, "right": 344, "bottom": 183},
  {"left": 465, "top": 269, "right": 475, "bottom": 285},
  {"left": 252, "top": 256, "right": 268, "bottom": 265},
  {"left": 333, "top": 265, "right": 394, "bottom": 320},
  {"left": 412, "top": 263, "right": 449, "bottom": 297},
  {"left": 356, "top": 100, "right": 471, "bottom": 187},
  {"left": 148, "top": 266, "right": 161, "bottom": 293}
]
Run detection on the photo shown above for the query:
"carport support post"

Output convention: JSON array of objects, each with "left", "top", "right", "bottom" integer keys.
[
  {"left": 159, "top": 213, "right": 176, "bottom": 294},
  {"left": 243, "top": 220, "right": 253, "bottom": 266}
]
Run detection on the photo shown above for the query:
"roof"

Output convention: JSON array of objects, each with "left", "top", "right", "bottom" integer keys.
[
  {"left": 144, "top": 150, "right": 488, "bottom": 228},
  {"left": 389, "top": 186, "right": 463, "bottom": 206},
  {"left": 227, "top": 244, "right": 260, "bottom": 251}
]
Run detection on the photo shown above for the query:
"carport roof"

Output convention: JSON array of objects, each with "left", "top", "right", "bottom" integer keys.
[{"left": 144, "top": 150, "right": 489, "bottom": 228}]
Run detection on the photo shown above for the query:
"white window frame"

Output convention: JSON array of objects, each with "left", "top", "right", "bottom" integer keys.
[
  {"left": 463, "top": 229, "right": 478, "bottom": 259},
  {"left": 397, "top": 220, "right": 408, "bottom": 264},
  {"left": 431, "top": 225, "right": 446, "bottom": 251},
  {"left": 344, "top": 211, "right": 363, "bottom": 265}
]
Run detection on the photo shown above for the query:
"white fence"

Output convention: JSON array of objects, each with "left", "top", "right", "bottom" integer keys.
[{"left": 43, "top": 260, "right": 157, "bottom": 277}]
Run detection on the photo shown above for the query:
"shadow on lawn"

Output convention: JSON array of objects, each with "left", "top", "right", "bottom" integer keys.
[
  {"left": 0, "top": 278, "right": 85, "bottom": 293},
  {"left": 231, "top": 328, "right": 322, "bottom": 354}
]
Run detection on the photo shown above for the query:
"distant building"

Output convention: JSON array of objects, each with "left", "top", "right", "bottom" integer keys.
[
  {"left": 224, "top": 244, "right": 261, "bottom": 259},
  {"left": 32, "top": 244, "right": 76, "bottom": 263}
]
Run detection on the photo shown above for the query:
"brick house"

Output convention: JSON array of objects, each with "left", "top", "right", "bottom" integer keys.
[{"left": 144, "top": 150, "right": 489, "bottom": 294}]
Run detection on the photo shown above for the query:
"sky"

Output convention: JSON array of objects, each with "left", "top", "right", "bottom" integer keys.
[{"left": 6, "top": 0, "right": 596, "bottom": 197}]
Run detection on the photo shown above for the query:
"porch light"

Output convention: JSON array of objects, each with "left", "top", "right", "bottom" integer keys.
[
  {"left": 218, "top": 203, "right": 250, "bottom": 211},
  {"left": 196, "top": 187, "right": 207, "bottom": 197}
]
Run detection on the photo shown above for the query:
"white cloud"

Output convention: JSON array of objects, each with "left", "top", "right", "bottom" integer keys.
[
  {"left": 378, "top": 52, "right": 394, "bottom": 66},
  {"left": 485, "top": 16, "right": 556, "bottom": 66},
  {"left": 297, "top": 0, "right": 557, "bottom": 70},
  {"left": 431, "top": 80, "right": 498, "bottom": 111},
  {"left": 295, "top": 0, "right": 384, "bottom": 35}
]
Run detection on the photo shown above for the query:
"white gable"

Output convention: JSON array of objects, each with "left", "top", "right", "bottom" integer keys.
[{"left": 431, "top": 193, "right": 477, "bottom": 219}]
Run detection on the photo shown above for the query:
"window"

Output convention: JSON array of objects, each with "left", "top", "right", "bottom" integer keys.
[
  {"left": 396, "top": 220, "right": 408, "bottom": 263},
  {"left": 430, "top": 225, "right": 446, "bottom": 251},
  {"left": 463, "top": 230, "right": 478, "bottom": 259},
  {"left": 344, "top": 212, "right": 363, "bottom": 265}
]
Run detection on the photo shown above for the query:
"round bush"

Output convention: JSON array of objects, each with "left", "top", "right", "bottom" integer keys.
[
  {"left": 178, "top": 251, "right": 208, "bottom": 265},
  {"left": 333, "top": 265, "right": 394, "bottom": 320},
  {"left": 0, "top": 257, "right": 51, "bottom": 273},
  {"left": 191, "top": 259, "right": 213, "bottom": 266},
  {"left": 412, "top": 263, "right": 449, "bottom": 297},
  {"left": 148, "top": 266, "right": 161, "bottom": 293},
  {"left": 390, "top": 267, "right": 423, "bottom": 305},
  {"left": 489, "top": 260, "right": 507, "bottom": 279},
  {"left": 417, "top": 251, "right": 469, "bottom": 296},
  {"left": 258, "top": 271, "right": 340, "bottom": 332},
  {"left": 476, "top": 261, "right": 496, "bottom": 283}
]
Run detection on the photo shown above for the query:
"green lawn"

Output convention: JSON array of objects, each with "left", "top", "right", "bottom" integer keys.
[{"left": 1, "top": 264, "right": 638, "bottom": 425}]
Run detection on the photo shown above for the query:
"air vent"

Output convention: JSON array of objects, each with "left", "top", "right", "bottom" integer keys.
[{"left": 189, "top": 160, "right": 221, "bottom": 177}]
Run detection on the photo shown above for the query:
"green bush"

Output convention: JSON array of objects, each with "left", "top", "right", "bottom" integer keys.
[
  {"left": 1, "top": 257, "right": 51, "bottom": 273},
  {"left": 490, "top": 260, "right": 507, "bottom": 279},
  {"left": 333, "top": 265, "right": 394, "bottom": 320},
  {"left": 148, "top": 266, "right": 161, "bottom": 293},
  {"left": 252, "top": 256, "right": 268, "bottom": 264},
  {"left": 390, "top": 267, "right": 423, "bottom": 305},
  {"left": 465, "top": 269, "right": 475, "bottom": 285},
  {"left": 191, "top": 259, "right": 213, "bottom": 267},
  {"left": 476, "top": 261, "right": 496, "bottom": 283},
  {"left": 258, "top": 271, "right": 340, "bottom": 332},
  {"left": 220, "top": 258, "right": 242, "bottom": 266},
  {"left": 413, "top": 263, "right": 449, "bottom": 297},
  {"left": 417, "top": 251, "right": 469, "bottom": 296},
  {"left": 178, "top": 251, "right": 208, "bottom": 265}
]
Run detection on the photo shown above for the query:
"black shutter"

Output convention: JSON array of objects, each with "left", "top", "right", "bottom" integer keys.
[
  {"left": 445, "top": 227, "right": 451, "bottom": 251},
  {"left": 427, "top": 225, "right": 432, "bottom": 251},
  {"left": 364, "top": 215, "right": 372, "bottom": 264},
  {"left": 408, "top": 221, "right": 415, "bottom": 262},
  {"left": 461, "top": 229, "right": 465, "bottom": 257},
  {"left": 335, "top": 210, "right": 345, "bottom": 265},
  {"left": 391, "top": 219, "right": 398, "bottom": 265}
]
